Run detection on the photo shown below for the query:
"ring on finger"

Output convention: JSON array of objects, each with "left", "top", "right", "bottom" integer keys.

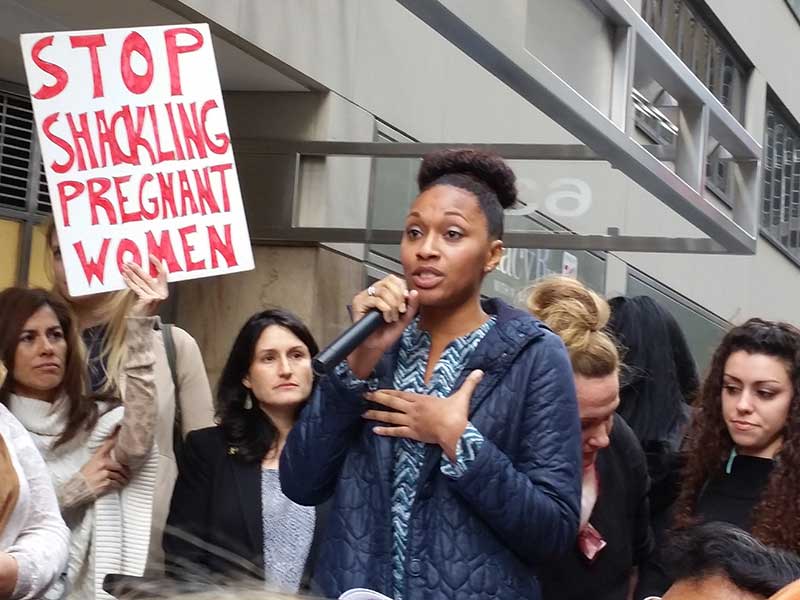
[{"left": 367, "top": 285, "right": 377, "bottom": 297}]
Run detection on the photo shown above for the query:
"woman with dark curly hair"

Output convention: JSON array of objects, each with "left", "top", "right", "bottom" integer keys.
[
  {"left": 280, "top": 149, "right": 582, "bottom": 600},
  {"left": 163, "top": 309, "right": 326, "bottom": 593},
  {"left": 673, "top": 318, "right": 800, "bottom": 545},
  {"left": 639, "top": 318, "right": 800, "bottom": 596}
]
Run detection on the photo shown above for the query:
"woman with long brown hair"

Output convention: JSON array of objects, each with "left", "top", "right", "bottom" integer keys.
[
  {"left": 640, "top": 318, "right": 800, "bottom": 596},
  {"left": 672, "top": 318, "right": 800, "bottom": 547},
  {"left": 163, "top": 309, "right": 326, "bottom": 593},
  {"left": 0, "top": 286, "right": 158, "bottom": 599}
]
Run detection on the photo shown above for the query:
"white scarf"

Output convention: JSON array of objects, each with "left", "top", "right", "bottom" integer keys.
[
  {"left": 577, "top": 463, "right": 607, "bottom": 561},
  {"left": 9, "top": 395, "right": 158, "bottom": 599},
  {"left": 579, "top": 464, "right": 599, "bottom": 529}
]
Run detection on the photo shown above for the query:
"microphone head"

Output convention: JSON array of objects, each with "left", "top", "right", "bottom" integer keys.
[{"left": 312, "top": 356, "right": 330, "bottom": 376}]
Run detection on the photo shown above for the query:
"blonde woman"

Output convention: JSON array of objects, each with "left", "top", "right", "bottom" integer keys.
[
  {"left": 47, "top": 221, "right": 215, "bottom": 570},
  {"left": 527, "top": 276, "right": 653, "bottom": 600}
]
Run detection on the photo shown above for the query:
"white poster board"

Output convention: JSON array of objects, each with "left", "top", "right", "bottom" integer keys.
[{"left": 20, "top": 23, "right": 254, "bottom": 296}]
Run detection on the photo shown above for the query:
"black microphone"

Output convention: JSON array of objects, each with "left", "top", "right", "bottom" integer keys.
[{"left": 312, "top": 310, "right": 385, "bottom": 375}]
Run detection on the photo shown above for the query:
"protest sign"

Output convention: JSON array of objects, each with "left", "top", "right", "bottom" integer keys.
[{"left": 20, "top": 23, "right": 254, "bottom": 296}]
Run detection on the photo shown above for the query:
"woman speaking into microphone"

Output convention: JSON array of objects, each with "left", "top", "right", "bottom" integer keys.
[{"left": 280, "top": 149, "right": 582, "bottom": 600}]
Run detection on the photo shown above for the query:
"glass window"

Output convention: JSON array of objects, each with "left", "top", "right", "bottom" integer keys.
[
  {"left": 0, "top": 92, "right": 36, "bottom": 211},
  {"left": 787, "top": 0, "right": 800, "bottom": 23},
  {"left": 484, "top": 247, "right": 606, "bottom": 308},
  {"left": 641, "top": 0, "right": 747, "bottom": 122},
  {"left": 762, "top": 96, "right": 800, "bottom": 260},
  {"left": 638, "top": 0, "right": 748, "bottom": 207},
  {"left": 0, "top": 84, "right": 53, "bottom": 287},
  {"left": 706, "top": 139, "right": 730, "bottom": 199},
  {"left": 0, "top": 219, "right": 21, "bottom": 289}
]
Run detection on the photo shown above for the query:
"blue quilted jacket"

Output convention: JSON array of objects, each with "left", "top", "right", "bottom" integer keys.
[{"left": 280, "top": 298, "right": 582, "bottom": 599}]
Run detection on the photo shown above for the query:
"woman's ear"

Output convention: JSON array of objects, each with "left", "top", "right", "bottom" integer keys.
[
  {"left": 484, "top": 241, "right": 504, "bottom": 273},
  {"left": 242, "top": 374, "right": 252, "bottom": 390}
]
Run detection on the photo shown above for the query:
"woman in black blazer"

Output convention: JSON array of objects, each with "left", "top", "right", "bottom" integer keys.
[{"left": 163, "top": 309, "right": 326, "bottom": 593}]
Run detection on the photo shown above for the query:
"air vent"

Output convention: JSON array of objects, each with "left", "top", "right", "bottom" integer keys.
[{"left": 0, "top": 92, "right": 35, "bottom": 210}]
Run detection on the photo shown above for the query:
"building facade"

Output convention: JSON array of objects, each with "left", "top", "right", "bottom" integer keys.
[{"left": 1, "top": 0, "right": 799, "bottom": 384}]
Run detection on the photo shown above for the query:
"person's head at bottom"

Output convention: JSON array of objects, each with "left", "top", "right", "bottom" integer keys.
[{"left": 648, "top": 522, "right": 800, "bottom": 600}]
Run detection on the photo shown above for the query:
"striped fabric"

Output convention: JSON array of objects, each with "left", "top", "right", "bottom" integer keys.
[
  {"left": 391, "top": 317, "right": 495, "bottom": 600},
  {"left": 440, "top": 422, "right": 484, "bottom": 478},
  {"left": 92, "top": 407, "right": 159, "bottom": 600}
]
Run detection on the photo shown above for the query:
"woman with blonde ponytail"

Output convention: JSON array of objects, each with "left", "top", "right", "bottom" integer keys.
[
  {"left": 529, "top": 276, "right": 653, "bottom": 600},
  {"left": 46, "top": 220, "right": 216, "bottom": 572}
]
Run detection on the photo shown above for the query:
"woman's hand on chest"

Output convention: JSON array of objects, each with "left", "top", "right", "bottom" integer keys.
[{"left": 362, "top": 369, "right": 484, "bottom": 461}]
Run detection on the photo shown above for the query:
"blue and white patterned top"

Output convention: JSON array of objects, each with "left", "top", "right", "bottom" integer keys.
[{"left": 390, "top": 316, "right": 495, "bottom": 600}]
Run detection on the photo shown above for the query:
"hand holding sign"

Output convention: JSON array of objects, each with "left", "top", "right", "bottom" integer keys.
[
  {"left": 21, "top": 24, "right": 254, "bottom": 297},
  {"left": 123, "top": 255, "right": 168, "bottom": 317}
]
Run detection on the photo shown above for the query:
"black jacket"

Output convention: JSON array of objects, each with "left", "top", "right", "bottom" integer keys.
[
  {"left": 163, "top": 426, "right": 327, "bottom": 589},
  {"left": 637, "top": 454, "right": 774, "bottom": 597},
  {"left": 539, "top": 415, "right": 654, "bottom": 600}
]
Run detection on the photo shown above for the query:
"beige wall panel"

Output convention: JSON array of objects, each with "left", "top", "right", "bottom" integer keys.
[
  {"left": 179, "top": 0, "right": 361, "bottom": 94},
  {"left": 182, "top": 0, "right": 577, "bottom": 144},
  {"left": 523, "top": 0, "right": 615, "bottom": 116},
  {"left": 315, "top": 247, "right": 366, "bottom": 346},
  {"left": 175, "top": 245, "right": 363, "bottom": 389},
  {"left": 0, "top": 220, "right": 20, "bottom": 289},
  {"left": 175, "top": 246, "right": 318, "bottom": 388},
  {"left": 224, "top": 92, "right": 327, "bottom": 140},
  {"left": 437, "top": 46, "right": 579, "bottom": 144},
  {"left": 27, "top": 223, "right": 51, "bottom": 289}
]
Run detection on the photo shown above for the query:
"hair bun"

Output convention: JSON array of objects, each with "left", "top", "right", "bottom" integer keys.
[
  {"left": 528, "top": 276, "right": 609, "bottom": 340},
  {"left": 527, "top": 276, "right": 619, "bottom": 378},
  {"left": 417, "top": 148, "right": 518, "bottom": 209}
]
